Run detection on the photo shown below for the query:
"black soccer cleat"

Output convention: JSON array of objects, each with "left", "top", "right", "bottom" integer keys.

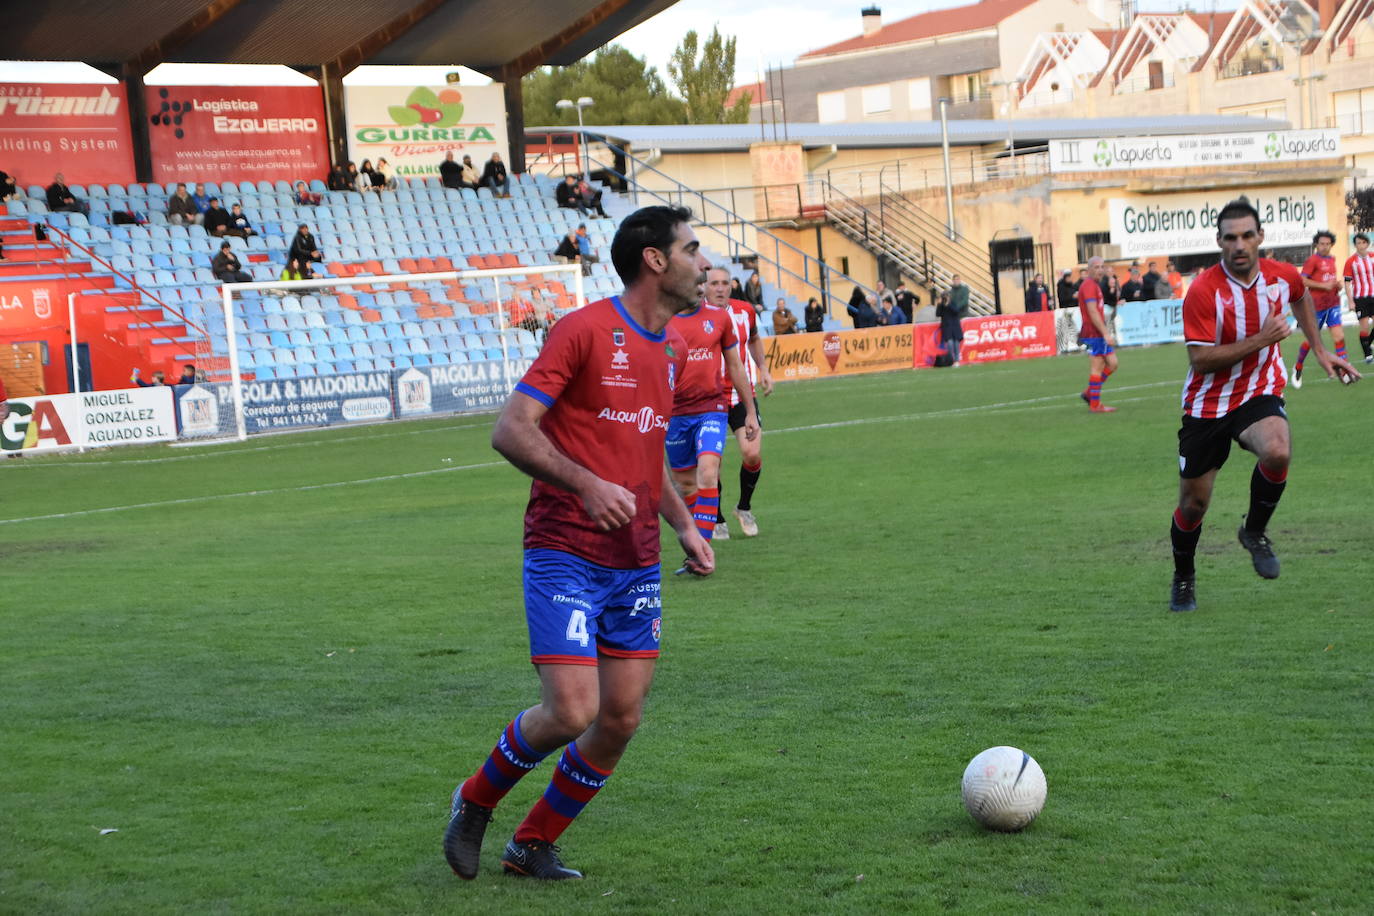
[
  {"left": 501, "top": 839, "right": 584, "bottom": 880},
  {"left": 443, "top": 791, "right": 494, "bottom": 880},
  {"left": 1237, "top": 525, "right": 1280, "bottom": 579},
  {"left": 1169, "top": 574, "right": 1197, "bottom": 612}
]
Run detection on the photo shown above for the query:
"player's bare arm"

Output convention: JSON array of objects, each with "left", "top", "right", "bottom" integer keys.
[
  {"left": 723, "top": 346, "right": 759, "bottom": 440},
  {"left": 492, "top": 391, "right": 637, "bottom": 529},
  {"left": 1289, "top": 290, "right": 1362, "bottom": 384},
  {"left": 747, "top": 336, "right": 773, "bottom": 396},
  {"left": 660, "top": 465, "right": 714, "bottom": 574}
]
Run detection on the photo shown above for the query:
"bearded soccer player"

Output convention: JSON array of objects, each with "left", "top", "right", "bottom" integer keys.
[
  {"left": 443, "top": 206, "right": 711, "bottom": 881},
  {"left": 703, "top": 266, "right": 773, "bottom": 538},
  {"left": 666, "top": 278, "right": 759, "bottom": 573},
  {"left": 1168, "top": 199, "right": 1360, "bottom": 612},
  {"left": 1078, "top": 256, "right": 1119, "bottom": 412},
  {"left": 1291, "top": 230, "right": 1345, "bottom": 388},
  {"left": 1344, "top": 232, "right": 1374, "bottom": 364}
]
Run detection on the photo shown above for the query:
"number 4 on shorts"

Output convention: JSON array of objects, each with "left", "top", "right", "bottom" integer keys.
[{"left": 566, "top": 610, "right": 589, "bottom": 647}]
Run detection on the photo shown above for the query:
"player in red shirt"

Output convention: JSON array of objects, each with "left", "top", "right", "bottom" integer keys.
[
  {"left": 1077, "top": 256, "right": 1119, "bottom": 412},
  {"left": 1168, "top": 199, "right": 1360, "bottom": 612},
  {"left": 1291, "top": 230, "right": 1345, "bottom": 387},
  {"left": 666, "top": 283, "right": 758, "bottom": 573},
  {"left": 704, "top": 266, "right": 773, "bottom": 538},
  {"left": 444, "top": 206, "right": 712, "bottom": 882},
  {"left": 1343, "top": 232, "right": 1374, "bottom": 363}
]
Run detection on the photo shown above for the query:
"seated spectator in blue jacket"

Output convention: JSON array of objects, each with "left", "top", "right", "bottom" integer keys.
[
  {"left": 877, "top": 300, "right": 908, "bottom": 326},
  {"left": 847, "top": 292, "right": 879, "bottom": 329},
  {"left": 228, "top": 203, "right": 257, "bottom": 238},
  {"left": 191, "top": 183, "right": 212, "bottom": 213},
  {"left": 294, "top": 181, "right": 321, "bottom": 206}
]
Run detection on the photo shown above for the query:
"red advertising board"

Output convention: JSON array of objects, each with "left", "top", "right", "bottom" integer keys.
[
  {"left": 913, "top": 311, "right": 1057, "bottom": 367},
  {"left": 146, "top": 85, "right": 330, "bottom": 185},
  {"left": 0, "top": 83, "right": 136, "bottom": 186}
]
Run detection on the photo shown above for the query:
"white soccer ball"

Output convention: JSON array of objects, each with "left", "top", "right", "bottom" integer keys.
[{"left": 961, "top": 746, "right": 1047, "bottom": 832}]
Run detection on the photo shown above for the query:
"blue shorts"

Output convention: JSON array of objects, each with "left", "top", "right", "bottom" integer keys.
[
  {"left": 1316, "top": 305, "right": 1342, "bottom": 328},
  {"left": 1083, "top": 337, "right": 1114, "bottom": 357},
  {"left": 523, "top": 549, "right": 662, "bottom": 666},
  {"left": 665, "top": 412, "right": 726, "bottom": 471}
]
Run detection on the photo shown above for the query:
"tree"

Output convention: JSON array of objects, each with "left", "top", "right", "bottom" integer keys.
[
  {"left": 521, "top": 45, "right": 684, "bottom": 128},
  {"left": 667, "top": 26, "right": 751, "bottom": 124}
]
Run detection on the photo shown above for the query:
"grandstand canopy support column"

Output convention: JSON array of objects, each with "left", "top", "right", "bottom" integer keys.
[
  {"left": 122, "top": 67, "right": 154, "bottom": 184},
  {"left": 314, "top": 64, "right": 349, "bottom": 167},
  {"left": 498, "top": 66, "right": 527, "bottom": 174}
]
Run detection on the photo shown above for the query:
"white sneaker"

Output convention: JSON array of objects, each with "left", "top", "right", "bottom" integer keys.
[
  {"left": 733, "top": 508, "right": 759, "bottom": 537},
  {"left": 1291, "top": 367, "right": 1303, "bottom": 389},
  {"left": 713, "top": 522, "right": 730, "bottom": 540},
  {"left": 1364, "top": 354, "right": 1373, "bottom": 365}
]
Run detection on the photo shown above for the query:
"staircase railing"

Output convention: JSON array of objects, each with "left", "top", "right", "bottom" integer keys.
[{"left": 587, "top": 141, "right": 875, "bottom": 321}]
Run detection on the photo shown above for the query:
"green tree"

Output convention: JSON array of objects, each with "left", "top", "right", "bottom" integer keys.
[
  {"left": 522, "top": 45, "right": 684, "bottom": 127},
  {"left": 667, "top": 26, "right": 750, "bottom": 124}
]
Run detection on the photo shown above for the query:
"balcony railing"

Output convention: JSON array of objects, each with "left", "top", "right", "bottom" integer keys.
[
  {"left": 1019, "top": 89, "right": 1074, "bottom": 108},
  {"left": 1218, "top": 56, "right": 1283, "bottom": 79},
  {"left": 1329, "top": 110, "right": 1374, "bottom": 135},
  {"left": 1114, "top": 72, "right": 1176, "bottom": 94}
]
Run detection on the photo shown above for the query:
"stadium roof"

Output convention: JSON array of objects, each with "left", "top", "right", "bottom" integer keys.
[
  {"left": 5, "top": 0, "right": 680, "bottom": 73},
  {"left": 534, "top": 115, "right": 1294, "bottom": 153}
]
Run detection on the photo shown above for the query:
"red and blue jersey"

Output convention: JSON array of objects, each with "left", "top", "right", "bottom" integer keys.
[
  {"left": 669, "top": 303, "right": 738, "bottom": 416},
  {"left": 514, "top": 296, "right": 687, "bottom": 569},
  {"left": 1077, "top": 277, "right": 1105, "bottom": 337},
  {"left": 1302, "top": 253, "right": 1340, "bottom": 310}
]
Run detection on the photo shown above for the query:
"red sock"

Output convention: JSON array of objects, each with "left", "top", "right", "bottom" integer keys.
[
  {"left": 514, "top": 743, "right": 613, "bottom": 844},
  {"left": 693, "top": 486, "right": 719, "bottom": 539}
]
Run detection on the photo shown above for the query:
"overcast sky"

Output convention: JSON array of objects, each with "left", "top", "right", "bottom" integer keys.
[{"left": 615, "top": 0, "right": 1219, "bottom": 87}]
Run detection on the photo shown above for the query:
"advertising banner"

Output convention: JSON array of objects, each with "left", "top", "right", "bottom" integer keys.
[
  {"left": 1109, "top": 185, "right": 1328, "bottom": 258},
  {"left": 0, "top": 279, "right": 71, "bottom": 333},
  {"left": 957, "top": 312, "right": 1057, "bottom": 365},
  {"left": 207, "top": 370, "right": 396, "bottom": 433},
  {"left": 145, "top": 85, "right": 329, "bottom": 185},
  {"left": 1, "top": 386, "right": 176, "bottom": 454},
  {"left": 344, "top": 83, "right": 509, "bottom": 181},
  {"left": 764, "top": 326, "right": 914, "bottom": 380},
  {"left": 394, "top": 358, "right": 532, "bottom": 417},
  {"left": 1049, "top": 129, "right": 1340, "bottom": 173},
  {"left": 0, "top": 83, "right": 136, "bottom": 186},
  {"left": 1114, "top": 298, "right": 1184, "bottom": 347}
]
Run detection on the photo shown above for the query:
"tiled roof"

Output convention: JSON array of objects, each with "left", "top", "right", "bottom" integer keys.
[{"left": 799, "top": 0, "right": 1039, "bottom": 59}]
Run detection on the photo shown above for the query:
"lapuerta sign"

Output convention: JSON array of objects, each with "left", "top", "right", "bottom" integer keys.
[{"left": 1050, "top": 129, "right": 1340, "bottom": 173}]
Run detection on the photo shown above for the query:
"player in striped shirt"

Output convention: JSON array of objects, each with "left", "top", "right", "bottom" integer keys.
[
  {"left": 1291, "top": 230, "right": 1346, "bottom": 387},
  {"left": 704, "top": 266, "right": 773, "bottom": 538},
  {"left": 1168, "top": 199, "right": 1361, "bottom": 612},
  {"left": 1343, "top": 232, "right": 1374, "bottom": 364}
]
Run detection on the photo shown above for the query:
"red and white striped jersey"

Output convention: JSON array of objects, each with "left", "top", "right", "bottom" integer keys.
[
  {"left": 720, "top": 298, "right": 759, "bottom": 407},
  {"left": 1181, "top": 259, "right": 1305, "bottom": 419},
  {"left": 1343, "top": 252, "right": 1374, "bottom": 299}
]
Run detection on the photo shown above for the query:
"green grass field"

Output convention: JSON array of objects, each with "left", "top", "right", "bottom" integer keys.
[{"left": 3, "top": 340, "right": 1371, "bottom": 914}]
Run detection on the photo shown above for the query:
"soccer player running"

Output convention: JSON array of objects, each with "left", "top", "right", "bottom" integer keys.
[
  {"left": 703, "top": 266, "right": 773, "bottom": 539},
  {"left": 1078, "top": 256, "right": 1119, "bottom": 412},
  {"left": 1168, "top": 199, "right": 1360, "bottom": 613},
  {"left": 1291, "top": 230, "right": 1346, "bottom": 388},
  {"left": 443, "top": 206, "right": 713, "bottom": 881},
  {"left": 1343, "top": 232, "right": 1374, "bottom": 364},
  {"left": 666, "top": 277, "right": 759, "bottom": 572}
]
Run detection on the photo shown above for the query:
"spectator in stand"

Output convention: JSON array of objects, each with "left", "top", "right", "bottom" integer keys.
[
  {"left": 212, "top": 242, "right": 250, "bottom": 282},
  {"left": 804, "top": 297, "right": 826, "bottom": 333},
  {"left": 876, "top": 280, "right": 896, "bottom": 310},
  {"left": 280, "top": 257, "right": 312, "bottom": 282},
  {"left": 555, "top": 173, "right": 587, "bottom": 214},
  {"left": 1103, "top": 271, "right": 1121, "bottom": 311},
  {"left": 481, "top": 152, "right": 510, "bottom": 198},
  {"left": 327, "top": 163, "right": 351, "bottom": 191},
  {"left": 1121, "top": 265, "right": 1147, "bottom": 302},
  {"left": 227, "top": 203, "right": 257, "bottom": 238},
  {"left": 288, "top": 224, "right": 323, "bottom": 265},
  {"left": 176, "top": 364, "right": 197, "bottom": 385},
  {"left": 166, "top": 183, "right": 201, "bottom": 225},
  {"left": 439, "top": 152, "right": 463, "bottom": 190},
  {"left": 1166, "top": 259, "right": 1185, "bottom": 298},
  {"left": 878, "top": 295, "right": 908, "bottom": 325},
  {"left": 577, "top": 174, "right": 607, "bottom": 217},
  {"left": 130, "top": 368, "right": 166, "bottom": 387},
  {"left": 1056, "top": 268, "right": 1078, "bottom": 311},
  {"left": 1025, "top": 273, "right": 1050, "bottom": 312},
  {"left": 202, "top": 197, "right": 232, "bottom": 236},
  {"left": 729, "top": 277, "right": 746, "bottom": 300},
  {"left": 743, "top": 271, "right": 764, "bottom": 308},
  {"left": 459, "top": 155, "right": 481, "bottom": 191},
  {"left": 554, "top": 227, "right": 591, "bottom": 276},
  {"left": 191, "top": 182, "right": 211, "bottom": 214},
  {"left": 895, "top": 281, "right": 919, "bottom": 318},
  {"left": 46, "top": 173, "right": 89, "bottom": 215},
  {"left": 0, "top": 169, "right": 18, "bottom": 201},
  {"left": 848, "top": 292, "right": 879, "bottom": 329},
  {"left": 294, "top": 180, "right": 321, "bottom": 206},
  {"left": 936, "top": 289, "right": 964, "bottom": 365},
  {"left": 575, "top": 223, "right": 599, "bottom": 271},
  {"left": 357, "top": 159, "right": 382, "bottom": 193},
  {"left": 1141, "top": 261, "right": 1164, "bottom": 299},
  {"left": 773, "top": 298, "right": 799, "bottom": 334},
  {"left": 344, "top": 161, "right": 367, "bottom": 193},
  {"left": 376, "top": 158, "right": 398, "bottom": 190}
]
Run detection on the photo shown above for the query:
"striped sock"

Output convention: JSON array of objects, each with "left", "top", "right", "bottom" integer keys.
[
  {"left": 693, "top": 486, "right": 719, "bottom": 539},
  {"left": 1101, "top": 363, "right": 1114, "bottom": 379},
  {"left": 514, "top": 742, "right": 613, "bottom": 844},
  {"left": 1087, "top": 374, "right": 1103, "bottom": 408},
  {"left": 1335, "top": 341, "right": 1348, "bottom": 362},
  {"left": 1295, "top": 342, "right": 1310, "bottom": 370},
  {"left": 460, "top": 712, "right": 550, "bottom": 808}
]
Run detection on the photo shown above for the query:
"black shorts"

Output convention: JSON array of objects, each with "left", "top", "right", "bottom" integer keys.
[
  {"left": 1177, "top": 395, "right": 1287, "bottom": 479},
  {"left": 727, "top": 398, "right": 761, "bottom": 432},
  {"left": 1354, "top": 297, "right": 1374, "bottom": 320}
]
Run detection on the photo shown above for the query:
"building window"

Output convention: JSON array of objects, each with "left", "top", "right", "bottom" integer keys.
[
  {"left": 1076, "top": 231, "right": 1111, "bottom": 264},
  {"left": 908, "top": 77, "right": 931, "bottom": 112},
  {"left": 818, "top": 91, "right": 846, "bottom": 123},
  {"left": 1333, "top": 89, "right": 1374, "bottom": 135},
  {"left": 861, "top": 84, "right": 891, "bottom": 115}
]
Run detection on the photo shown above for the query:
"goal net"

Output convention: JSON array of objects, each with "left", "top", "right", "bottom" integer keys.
[{"left": 173, "top": 261, "right": 585, "bottom": 441}]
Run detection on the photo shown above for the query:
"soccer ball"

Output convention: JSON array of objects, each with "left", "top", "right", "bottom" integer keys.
[{"left": 961, "top": 746, "right": 1047, "bottom": 832}]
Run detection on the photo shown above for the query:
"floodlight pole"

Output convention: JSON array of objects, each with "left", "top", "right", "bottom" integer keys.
[{"left": 938, "top": 97, "right": 955, "bottom": 240}]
